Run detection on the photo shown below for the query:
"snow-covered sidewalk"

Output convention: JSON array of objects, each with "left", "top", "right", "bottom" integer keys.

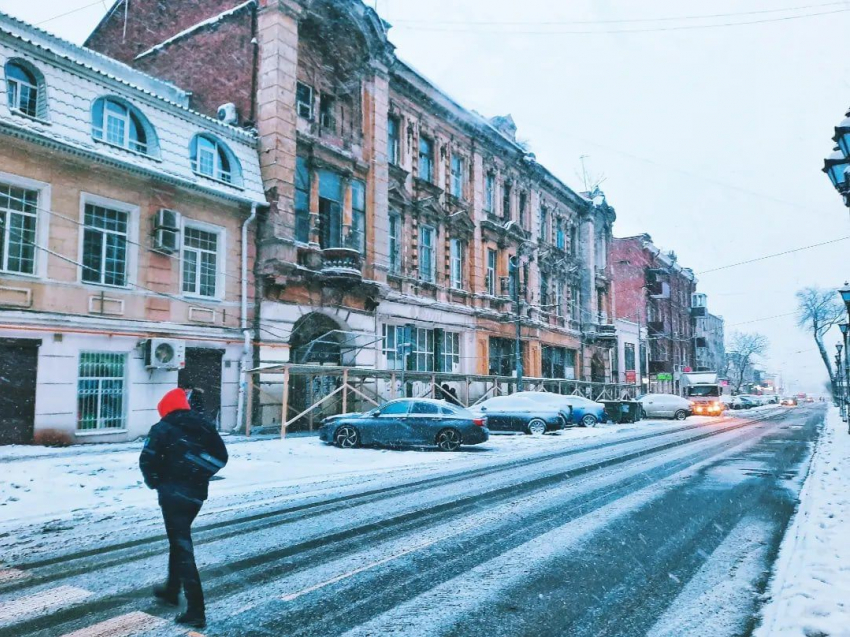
[{"left": 756, "top": 407, "right": 850, "bottom": 637}]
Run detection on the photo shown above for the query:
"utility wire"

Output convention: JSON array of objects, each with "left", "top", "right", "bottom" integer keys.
[
  {"left": 392, "top": 1, "right": 849, "bottom": 27},
  {"left": 34, "top": 0, "right": 107, "bottom": 26},
  {"left": 696, "top": 236, "right": 850, "bottom": 274},
  {"left": 393, "top": 7, "right": 850, "bottom": 35}
]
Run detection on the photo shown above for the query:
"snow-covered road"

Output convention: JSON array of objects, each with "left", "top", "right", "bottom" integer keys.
[{"left": 0, "top": 404, "right": 821, "bottom": 636}]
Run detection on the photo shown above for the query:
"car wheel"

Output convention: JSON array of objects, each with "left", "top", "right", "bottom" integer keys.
[
  {"left": 334, "top": 425, "right": 360, "bottom": 449},
  {"left": 674, "top": 410, "right": 688, "bottom": 421},
  {"left": 527, "top": 418, "right": 547, "bottom": 436},
  {"left": 580, "top": 414, "right": 598, "bottom": 428},
  {"left": 436, "top": 428, "right": 462, "bottom": 452}
]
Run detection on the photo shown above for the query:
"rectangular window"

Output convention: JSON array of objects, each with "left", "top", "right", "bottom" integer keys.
[
  {"left": 388, "top": 212, "right": 401, "bottom": 274},
  {"left": 570, "top": 283, "right": 581, "bottom": 322},
  {"left": 539, "top": 205, "right": 548, "bottom": 242},
  {"left": 554, "top": 282, "right": 563, "bottom": 317},
  {"left": 182, "top": 225, "right": 219, "bottom": 298},
  {"left": 82, "top": 203, "right": 129, "bottom": 286},
  {"left": 450, "top": 155, "right": 464, "bottom": 198},
  {"left": 319, "top": 94, "right": 335, "bottom": 131},
  {"left": 295, "top": 156, "right": 310, "bottom": 243},
  {"left": 625, "top": 342, "right": 636, "bottom": 371},
  {"left": 419, "top": 225, "right": 435, "bottom": 283},
  {"left": 556, "top": 219, "right": 566, "bottom": 250},
  {"left": 502, "top": 182, "right": 512, "bottom": 219},
  {"left": 542, "top": 346, "right": 576, "bottom": 379},
  {"left": 7, "top": 75, "right": 37, "bottom": 118},
  {"left": 318, "top": 169, "right": 343, "bottom": 249},
  {"left": 296, "top": 82, "right": 313, "bottom": 119},
  {"left": 387, "top": 116, "right": 400, "bottom": 165},
  {"left": 519, "top": 192, "right": 527, "bottom": 228},
  {"left": 104, "top": 100, "right": 128, "bottom": 147},
  {"left": 0, "top": 183, "right": 38, "bottom": 274},
  {"left": 382, "top": 324, "right": 405, "bottom": 370},
  {"left": 441, "top": 331, "right": 460, "bottom": 373},
  {"left": 540, "top": 271, "right": 550, "bottom": 307},
  {"left": 449, "top": 238, "right": 463, "bottom": 289},
  {"left": 418, "top": 136, "right": 434, "bottom": 182},
  {"left": 351, "top": 179, "right": 366, "bottom": 254},
  {"left": 77, "top": 352, "right": 126, "bottom": 431},
  {"left": 485, "top": 173, "right": 495, "bottom": 213},
  {"left": 488, "top": 336, "right": 516, "bottom": 376},
  {"left": 486, "top": 248, "right": 497, "bottom": 296},
  {"left": 570, "top": 225, "right": 578, "bottom": 254}
]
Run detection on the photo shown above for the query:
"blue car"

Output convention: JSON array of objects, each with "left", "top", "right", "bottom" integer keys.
[
  {"left": 319, "top": 398, "right": 489, "bottom": 451},
  {"left": 514, "top": 391, "right": 607, "bottom": 427}
]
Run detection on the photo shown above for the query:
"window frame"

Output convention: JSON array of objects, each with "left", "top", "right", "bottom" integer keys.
[
  {"left": 190, "top": 134, "right": 238, "bottom": 185},
  {"left": 418, "top": 135, "right": 434, "bottom": 182},
  {"left": 5, "top": 60, "right": 42, "bottom": 119},
  {"left": 449, "top": 238, "right": 464, "bottom": 289},
  {"left": 387, "top": 115, "right": 401, "bottom": 165},
  {"left": 418, "top": 224, "right": 436, "bottom": 283},
  {"left": 319, "top": 93, "right": 335, "bottom": 131},
  {"left": 485, "top": 248, "right": 497, "bottom": 296},
  {"left": 502, "top": 181, "right": 512, "bottom": 219},
  {"left": 76, "top": 351, "right": 128, "bottom": 432},
  {"left": 296, "top": 82, "right": 314, "bottom": 120},
  {"left": 441, "top": 331, "right": 460, "bottom": 373},
  {"left": 78, "top": 193, "right": 138, "bottom": 289},
  {"left": 180, "top": 219, "right": 226, "bottom": 300},
  {"left": 91, "top": 97, "right": 152, "bottom": 156},
  {"left": 484, "top": 173, "right": 495, "bottom": 214},
  {"left": 388, "top": 212, "right": 401, "bottom": 274},
  {"left": 0, "top": 171, "right": 49, "bottom": 279},
  {"left": 450, "top": 154, "right": 465, "bottom": 199}
]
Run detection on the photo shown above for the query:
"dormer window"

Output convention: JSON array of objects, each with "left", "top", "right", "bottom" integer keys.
[
  {"left": 92, "top": 97, "right": 156, "bottom": 156},
  {"left": 5, "top": 60, "right": 47, "bottom": 119},
  {"left": 190, "top": 134, "right": 242, "bottom": 186}
]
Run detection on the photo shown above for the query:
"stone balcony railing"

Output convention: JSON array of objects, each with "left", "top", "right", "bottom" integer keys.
[{"left": 319, "top": 247, "right": 363, "bottom": 281}]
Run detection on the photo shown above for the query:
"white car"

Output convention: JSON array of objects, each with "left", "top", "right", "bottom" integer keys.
[{"left": 637, "top": 393, "right": 692, "bottom": 420}]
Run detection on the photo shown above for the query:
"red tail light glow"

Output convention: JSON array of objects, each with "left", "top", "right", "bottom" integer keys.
[{"left": 473, "top": 417, "right": 486, "bottom": 427}]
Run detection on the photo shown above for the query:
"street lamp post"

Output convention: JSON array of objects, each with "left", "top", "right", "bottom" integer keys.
[
  {"left": 836, "top": 343, "right": 844, "bottom": 419},
  {"left": 838, "top": 284, "right": 850, "bottom": 427},
  {"left": 509, "top": 256, "right": 523, "bottom": 392}
]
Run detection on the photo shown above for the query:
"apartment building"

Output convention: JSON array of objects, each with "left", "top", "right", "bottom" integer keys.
[
  {"left": 691, "top": 293, "right": 725, "bottom": 373},
  {"left": 609, "top": 234, "right": 696, "bottom": 394},
  {"left": 0, "top": 12, "right": 266, "bottom": 443},
  {"left": 86, "top": 0, "right": 618, "bottom": 426}
]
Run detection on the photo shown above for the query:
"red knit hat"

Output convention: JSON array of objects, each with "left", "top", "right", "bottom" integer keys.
[{"left": 158, "top": 388, "right": 191, "bottom": 418}]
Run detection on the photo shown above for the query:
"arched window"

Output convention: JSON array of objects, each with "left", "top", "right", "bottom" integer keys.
[
  {"left": 190, "top": 134, "right": 242, "bottom": 186},
  {"left": 91, "top": 96, "right": 158, "bottom": 156},
  {"left": 5, "top": 59, "right": 46, "bottom": 119}
]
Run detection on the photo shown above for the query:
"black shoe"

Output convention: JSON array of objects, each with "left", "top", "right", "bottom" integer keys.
[
  {"left": 153, "top": 585, "right": 179, "bottom": 607},
  {"left": 175, "top": 611, "right": 206, "bottom": 629}
]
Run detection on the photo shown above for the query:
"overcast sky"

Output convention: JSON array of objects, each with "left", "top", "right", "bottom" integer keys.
[{"left": 2, "top": 0, "right": 848, "bottom": 393}]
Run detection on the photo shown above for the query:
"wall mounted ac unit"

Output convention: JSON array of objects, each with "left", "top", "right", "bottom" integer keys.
[
  {"left": 153, "top": 209, "right": 181, "bottom": 254},
  {"left": 144, "top": 338, "right": 186, "bottom": 370}
]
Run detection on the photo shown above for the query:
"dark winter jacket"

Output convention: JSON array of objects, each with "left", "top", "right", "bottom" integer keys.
[
  {"left": 139, "top": 389, "right": 228, "bottom": 502},
  {"left": 187, "top": 388, "right": 206, "bottom": 416}
]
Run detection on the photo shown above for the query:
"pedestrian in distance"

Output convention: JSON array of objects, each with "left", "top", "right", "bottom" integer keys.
[{"left": 139, "top": 388, "right": 228, "bottom": 629}]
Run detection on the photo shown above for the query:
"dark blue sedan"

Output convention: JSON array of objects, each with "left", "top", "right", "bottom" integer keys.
[{"left": 319, "top": 398, "right": 489, "bottom": 451}]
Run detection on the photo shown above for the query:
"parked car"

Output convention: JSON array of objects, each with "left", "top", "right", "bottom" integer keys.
[
  {"left": 319, "top": 398, "right": 488, "bottom": 451},
  {"left": 515, "top": 391, "right": 606, "bottom": 427},
  {"left": 730, "top": 395, "right": 757, "bottom": 410},
  {"left": 781, "top": 397, "right": 798, "bottom": 406},
  {"left": 469, "top": 395, "right": 568, "bottom": 435},
  {"left": 637, "top": 393, "right": 692, "bottom": 420}
]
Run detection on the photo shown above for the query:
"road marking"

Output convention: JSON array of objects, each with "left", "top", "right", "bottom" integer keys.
[
  {"left": 281, "top": 533, "right": 451, "bottom": 602},
  {"left": 0, "top": 568, "right": 28, "bottom": 583},
  {"left": 0, "top": 585, "right": 93, "bottom": 624},
  {"left": 60, "top": 611, "right": 167, "bottom": 637}
]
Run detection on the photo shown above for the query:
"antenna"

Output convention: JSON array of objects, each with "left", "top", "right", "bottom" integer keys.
[{"left": 579, "top": 155, "right": 590, "bottom": 191}]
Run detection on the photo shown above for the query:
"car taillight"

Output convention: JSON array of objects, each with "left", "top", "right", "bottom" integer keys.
[{"left": 473, "top": 417, "right": 486, "bottom": 427}]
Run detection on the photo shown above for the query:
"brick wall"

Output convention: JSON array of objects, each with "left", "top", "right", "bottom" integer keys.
[{"left": 610, "top": 237, "right": 650, "bottom": 325}]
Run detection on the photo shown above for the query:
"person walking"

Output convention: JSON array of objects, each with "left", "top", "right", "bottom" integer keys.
[
  {"left": 139, "top": 388, "right": 228, "bottom": 629},
  {"left": 182, "top": 382, "right": 206, "bottom": 416}
]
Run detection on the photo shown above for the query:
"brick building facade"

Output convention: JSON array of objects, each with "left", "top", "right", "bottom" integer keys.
[
  {"left": 609, "top": 235, "right": 696, "bottom": 394},
  {"left": 86, "top": 0, "right": 620, "bottom": 426},
  {"left": 0, "top": 12, "right": 266, "bottom": 442}
]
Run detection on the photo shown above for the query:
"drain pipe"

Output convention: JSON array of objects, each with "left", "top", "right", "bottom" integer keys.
[{"left": 236, "top": 202, "right": 258, "bottom": 434}]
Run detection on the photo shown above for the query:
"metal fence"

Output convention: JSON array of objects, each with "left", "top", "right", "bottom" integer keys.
[{"left": 244, "top": 364, "right": 638, "bottom": 437}]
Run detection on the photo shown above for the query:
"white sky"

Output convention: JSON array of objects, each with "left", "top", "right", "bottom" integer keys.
[{"left": 2, "top": 0, "right": 848, "bottom": 393}]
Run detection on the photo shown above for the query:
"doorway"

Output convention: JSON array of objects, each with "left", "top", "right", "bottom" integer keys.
[
  {"left": 178, "top": 348, "right": 224, "bottom": 426},
  {"left": 0, "top": 338, "right": 40, "bottom": 444}
]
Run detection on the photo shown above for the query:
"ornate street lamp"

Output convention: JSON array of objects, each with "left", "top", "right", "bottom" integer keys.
[
  {"left": 834, "top": 117, "right": 850, "bottom": 157},
  {"left": 823, "top": 150, "right": 850, "bottom": 192}
]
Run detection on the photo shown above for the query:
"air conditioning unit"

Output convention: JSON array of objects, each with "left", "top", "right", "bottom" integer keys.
[
  {"left": 217, "top": 102, "right": 239, "bottom": 126},
  {"left": 153, "top": 209, "right": 181, "bottom": 254},
  {"left": 144, "top": 338, "right": 186, "bottom": 370}
]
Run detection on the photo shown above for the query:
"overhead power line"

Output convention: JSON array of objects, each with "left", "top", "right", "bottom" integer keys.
[
  {"left": 393, "top": 7, "right": 850, "bottom": 35},
  {"left": 392, "top": 1, "right": 848, "bottom": 27},
  {"left": 696, "top": 236, "right": 850, "bottom": 274},
  {"left": 34, "top": 0, "right": 107, "bottom": 26}
]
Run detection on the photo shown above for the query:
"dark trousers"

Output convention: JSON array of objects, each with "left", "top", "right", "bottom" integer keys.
[{"left": 159, "top": 491, "right": 204, "bottom": 612}]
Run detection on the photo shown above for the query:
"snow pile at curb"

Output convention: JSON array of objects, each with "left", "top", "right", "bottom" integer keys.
[{"left": 755, "top": 407, "right": 850, "bottom": 637}]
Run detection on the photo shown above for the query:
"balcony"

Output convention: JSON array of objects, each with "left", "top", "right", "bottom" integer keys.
[{"left": 319, "top": 247, "right": 362, "bottom": 281}]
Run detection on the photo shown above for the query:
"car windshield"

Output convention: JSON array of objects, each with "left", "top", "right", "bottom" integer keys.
[{"left": 687, "top": 386, "right": 720, "bottom": 397}]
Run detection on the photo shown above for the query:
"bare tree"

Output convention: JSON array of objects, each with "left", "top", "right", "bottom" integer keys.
[
  {"left": 726, "top": 332, "right": 769, "bottom": 393},
  {"left": 795, "top": 286, "right": 844, "bottom": 393}
]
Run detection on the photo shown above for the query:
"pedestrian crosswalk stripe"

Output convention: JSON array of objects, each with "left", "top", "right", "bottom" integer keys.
[
  {"left": 0, "top": 569, "right": 28, "bottom": 583},
  {"left": 60, "top": 611, "right": 167, "bottom": 637},
  {"left": 0, "top": 585, "right": 92, "bottom": 624}
]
